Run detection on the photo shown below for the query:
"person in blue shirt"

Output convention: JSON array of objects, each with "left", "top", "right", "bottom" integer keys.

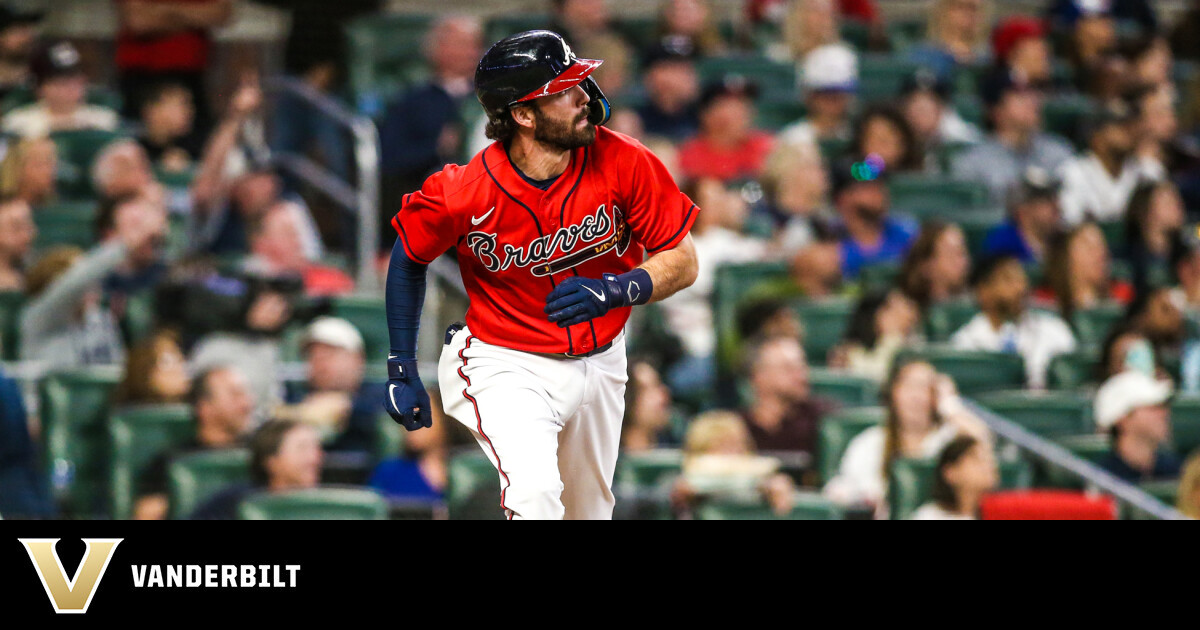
[
  {"left": 830, "top": 158, "right": 917, "bottom": 279},
  {"left": 983, "top": 166, "right": 1063, "bottom": 264},
  {"left": 0, "top": 366, "right": 55, "bottom": 518}
]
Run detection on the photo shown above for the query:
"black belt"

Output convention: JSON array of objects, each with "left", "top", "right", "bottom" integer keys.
[
  {"left": 563, "top": 340, "right": 613, "bottom": 359},
  {"left": 445, "top": 322, "right": 614, "bottom": 359}
]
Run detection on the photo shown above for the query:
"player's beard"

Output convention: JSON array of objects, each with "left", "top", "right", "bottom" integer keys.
[{"left": 532, "top": 104, "right": 596, "bottom": 150}]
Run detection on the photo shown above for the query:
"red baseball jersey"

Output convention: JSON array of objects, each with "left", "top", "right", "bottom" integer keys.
[{"left": 392, "top": 126, "right": 699, "bottom": 355}]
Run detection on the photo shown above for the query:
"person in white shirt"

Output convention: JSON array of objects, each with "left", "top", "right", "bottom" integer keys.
[
  {"left": 779, "top": 43, "right": 857, "bottom": 149},
  {"left": 1, "top": 41, "right": 119, "bottom": 138},
  {"left": 824, "top": 359, "right": 990, "bottom": 517},
  {"left": 1058, "top": 100, "right": 1165, "bottom": 225},
  {"left": 950, "top": 255, "right": 1077, "bottom": 389},
  {"left": 911, "top": 434, "right": 998, "bottom": 520}
]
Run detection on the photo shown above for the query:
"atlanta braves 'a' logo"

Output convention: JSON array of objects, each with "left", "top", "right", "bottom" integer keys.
[{"left": 466, "top": 204, "right": 631, "bottom": 276}]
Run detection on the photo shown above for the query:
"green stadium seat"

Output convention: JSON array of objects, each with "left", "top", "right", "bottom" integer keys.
[
  {"left": 840, "top": 20, "right": 873, "bottom": 51},
  {"left": 894, "top": 347, "right": 1026, "bottom": 395},
  {"left": 923, "top": 299, "right": 978, "bottom": 342},
  {"left": 0, "top": 291, "right": 22, "bottom": 361},
  {"left": 790, "top": 297, "right": 855, "bottom": 366},
  {"left": 154, "top": 166, "right": 195, "bottom": 190},
  {"left": 1042, "top": 434, "right": 1111, "bottom": 489},
  {"left": 756, "top": 98, "right": 806, "bottom": 132},
  {"left": 937, "top": 140, "right": 979, "bottom": 173},
  {"left": 168, "top": 448, "right": 251, "bottom": 520},
  {"left": 818, "top": 137, "right": 851, "bottom": 163},
  {"left": 50, "top": 129, "right": 126, "bottom": 196},
  {"left": 696, "top": 56, "right": 797, "bottom": 101},
  {"left": 485, "top": 15, "right": 552, "bottom": 48},
  {"left": 976, "top": 390, "right": 1093, "bottom": 437},
  {"left": 952, "top": 94, "right": 985, "bottom": 126},
  {"left": 696, "top": 491, "right": 842, "bottom": 520},
  {"left": 446, "top": 449, "right": 505, "bottom": 520},
  {"left": 345, "top": 14, "right": 437, "bottom": 115},
  {"left": 38, "top": 366, "right": 123, "bottom": 517},
  {"left": 888, "top": 175, "right": 991, "bottom": 218},
  {"left": 374, "top": 412, "right": 404, "bottom": 462},
  {"left": 108, "top": 405, "right": 194, "bottom": 519},
  {"left": 615, "top": 16, "right": 658, "bottom": 50},
  {"left": 1097, "top": 220, "right": 1125, "bottom": 254},
  {"left": 809, "top": 368, "right": 879, "bottom": 407},
  {"left": 858, "top": 263, "right": 900, "bottom": 293},
  {"left": 331, "top": 295, "right": 389, "bottom": 363},
  {"left": 1046, "top": 350, "right": 1100, "bottom": 390},
  {"left": 818, "top": 406, "right": 885, "bottom": 483},
  {"left": 712, "top": 260, "right": 791, "bottom": 370},
  {"left": 889, "top": 456, "right": 1033, "bottom": 520},
  {"left": 1072, "top": 303, "right": 1125, "bottom": 350},
  {"left": 859, "top": 55, "right": 921, "bottom": 102},
  {"left": 1043, "top": 96, "right": 1097, "bottom": 149},
  {"left": 34, "top": 201, "right": 97, "bottom": 250},
  {"left": 1135, "top": 480, "right": 1179, "bottom": 519},
  {"left": 0, "top": 85, "right": 121, "bottom": 113},
  {"left": 615, "top": 449, "right": 683, "bottom": 492},
  {"left": 119, "top": 290, "right": 158, "bottom": 347},
  {"left": 1169, "top": 396, "right": 1200, "bottom": 458},
  {"left": 237, "top": 487, "right": 388, "bottom": 520},
  {"left": 958, "top": 210, "right": 1007, "bottom": 258}
]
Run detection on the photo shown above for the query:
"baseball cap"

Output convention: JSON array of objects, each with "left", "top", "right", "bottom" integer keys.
[
  {"left": 1093, "top": 370, "right": 1173, "bottom": 431},
  {"left": 991, "top": 16, "right": 1045, "bottom": 64},
  {"left": 900, "top": 67, "right": 952, "bottom": 102},
  {"left": 302, "top": 317, "right": 365, "bottom": 354},
  {"left": 1006, "top": 165, "right": 1062, "bottom": 208},
  {"left": 699, "top": 74, "right": 759, "bottom": 109},
  {"left": 0, "top": 5, "right": 44, "bottom": 32},
  {"left": 980, "top": 68, "right": 1038, "bottom": 109},
  {"left": 830, "top": 155, "right": 887, "bottom": 199},
  {"left": 802, "top": 43, "right": 858, "bottom": 93},
  {"left": 31, "top": 41, "right": 84, "bottom": 86},
  {"left": 642, "top": 35, "right": 698, "bottom": 69}
]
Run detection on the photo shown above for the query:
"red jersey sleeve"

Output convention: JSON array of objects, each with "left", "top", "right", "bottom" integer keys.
[
  {"left": 391, "top": 171, "right": 458, "bottom": 264},
  {"left": 620, "top": 142, "right": 699, "bottom": 254}
]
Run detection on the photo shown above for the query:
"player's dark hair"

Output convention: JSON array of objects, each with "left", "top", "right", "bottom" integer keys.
[
  {"left": 843, "top": 289, "right": 891, "bottom": 350},
  {"left": 930, "top": 435, "right": 979, "bottom": 513},
  {"left": 250, "top": 419, "right": 301, "bottom": 487},
  {"left": 485, "top": 108, "right": 522, "bottom": 144}
]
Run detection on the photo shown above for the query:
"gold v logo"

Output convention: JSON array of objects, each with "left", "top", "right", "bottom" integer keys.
[{"left": 19, "top": 538, "right": 122, "bottom": 614}]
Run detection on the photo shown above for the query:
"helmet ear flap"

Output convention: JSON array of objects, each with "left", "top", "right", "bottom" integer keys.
[{"left": 582, "top": 77, "right": 611, "bottom": 126}]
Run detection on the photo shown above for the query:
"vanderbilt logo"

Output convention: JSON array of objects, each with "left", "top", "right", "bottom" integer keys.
[{"left": 19, "top": 538, "right": 122, "bottom": 614}]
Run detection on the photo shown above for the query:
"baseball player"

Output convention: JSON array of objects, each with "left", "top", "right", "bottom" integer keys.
[{"left": 383, "top": 30, "right": 699, "bottom": 520}]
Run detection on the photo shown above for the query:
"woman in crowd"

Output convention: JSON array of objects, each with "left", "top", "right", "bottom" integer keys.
[
  {"left": 824, "top": 358, "right": 990, "bottom": 517},
  {"left": 1124, "top": 181, "right": 1185, "bottom": 294},
  {"left": 1039, "top": 221, "right": 1132, "bottom": 322},
  {"left": 850, "top": 105, "right": 924, "bottom": 175},
  {"left": 369, "top": 390, "right": 474, "bottom": 503},
  {"left": 908, "top": 0, "right": 992, "bottom": 78},
  {"left": 0, "top": 136, "right": 57, "bottom": 208},
  {"left": 910, "top": 434, "right": 998, "bottom": 520},
  {"left": 899, "top": 221, "right": 973, "bottom": 310},
  {"left": 758, "top": 140, "right": 830, "bottom": 257},
  {"left": 621, "top": 360, "right": 678, "bottom": 452},
  {"left": 783, "top": 0, "right": 841, "bottom": 61},
  {"left": 834, "top": 289, "right": 921, "bottom": 382},
  {"left": 655, "top": 0, "right": 725, "bottom": 56},
  {"left": 113, "top": 329, "right": 192, "bottom": 407}
]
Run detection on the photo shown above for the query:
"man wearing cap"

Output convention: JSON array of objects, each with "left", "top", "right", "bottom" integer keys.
[
  {"left": 274, "top": 317, "right": 383, "bottom": 454},
  {"left": 983, "top": 166, "right": 1063, "bottom": 263},
  {"left": 678, "top": 76, "right": 774, "bottom": 183},
  {"left": 1, "top": 41, "right": 119, "bottom": 138},
  {"left": 1058, "top": 100, "right": 1165, "bottom": 224},
  {"left": 780, "top": 43, "right": 858, "bottom": 148},
  {"left": 1093, "top": 370, "right": 1181, "bottom": 483},
  {"left": 0, "top": 4, "right": 43, "bottom": 101},
  {"left": 951, "top": 70, "right": 1073, "bottom": 205},
  {"left": 635, "top": 37, "right": 701, "bottom": 142},
  {"left": 991, "top": 16, "right": 1053, "bottom": 87},
  {"left": 830, "top": 157, "right": 917, "bottom": 279}
]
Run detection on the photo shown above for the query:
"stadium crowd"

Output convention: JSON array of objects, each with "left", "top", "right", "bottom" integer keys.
[{"left": 3, "top": 0, "right": 1200, "bottom": 520}]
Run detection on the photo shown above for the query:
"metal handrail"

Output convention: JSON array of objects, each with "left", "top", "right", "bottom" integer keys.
[
  {"left": 965, "top": 400, "right": 1188, "bottom": 520},
  {"left": 263, "top": 77, "right": 381, "bottom": 292}
]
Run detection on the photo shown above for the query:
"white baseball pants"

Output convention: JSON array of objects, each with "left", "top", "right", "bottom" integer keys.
[{"left": 438, "top": 325, "right": 628, "bottom": 520}]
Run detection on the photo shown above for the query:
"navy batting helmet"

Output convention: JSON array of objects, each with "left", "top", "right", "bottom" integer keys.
[{"left": 475, "top": 30, "right": 611, "bottom": 127}]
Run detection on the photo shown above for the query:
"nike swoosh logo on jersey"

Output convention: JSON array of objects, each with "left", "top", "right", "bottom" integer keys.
[
  {"left": 471, "top": 207, "right": 495, "bottom": 226},
  {"left": 582, "top": 285, "right": 606, "bottom": 302}
]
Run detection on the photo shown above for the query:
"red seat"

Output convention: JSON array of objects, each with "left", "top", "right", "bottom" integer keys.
[{"left": 980, "top": 490, "right": 1118, "bottom": 520}]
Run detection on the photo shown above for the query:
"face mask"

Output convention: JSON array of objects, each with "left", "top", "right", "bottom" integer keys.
[{"left": 1124, "top": 339, "right": 1156, "bottom": 377}]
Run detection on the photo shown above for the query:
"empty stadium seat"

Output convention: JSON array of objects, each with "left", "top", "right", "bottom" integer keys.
[
  {"left": 237, "top": 487, "right": 389, "bottom": 520},
  {"left": 696, "top": 492, "right": 842, "bottom": 520},
  {"left": 818, "top": 406, "right": 885, "bottom": 483},
  {"left": 756, "top": 98, "right": 806, "bottom": 132},
  {"left": 790, "top": 297, "right": 855, "bottom": 366},
  {"left": 888, "top": 175, "right": 991, "bottom": 219},
  {"left": 38, "top": 366, "right": 123, "bottom": 517},
  {"left": 168, "top": 448, "right": 251, "bottom": 520},
  {"left": 712, "top": 260, "right": 790, "bottom": 370},
  {"left": 108, "top": 405, "right": 194, "bottom": 519},
  {"left": 893, "top": 347, "right": 1026, "bottom": 395},
  {"left": 446, "top": 449, "right": 505, "bottom": 520},
  {"left": 345, "top": 13, "right": 437, "bottom": 115},
  {"left": 0, "top": 291, "right": 22, "bottom": 361},
  {"left": 809, "top": 368, "right": 880, "bottom": 408},
  {"left": 923, "top": 299, "right": 979, "bottom": 342},
  {"left": 1169, "top": 396, "right": 1200, "bottom": 458},
  {"left": 34, "top": 201, "right": 97, "bottom": 250},
  {"left": 1072, "top": 303, "right": 1125, "bottom": 350},
  {"left": 1046, "top": 350, "right": 1100, "bottom": 390},
  {"left": 858, "top": 55, "right": 921, "bottom": 102},
  {"left": 889, "top": 456, "right": 1033, "bottom": 520},
  {"left": 331, "top": 295, "right": 389, "bottom": 362},
  {"left": 1042, "top": 95, "right": 1097, "bottom": 148},
  {"left": 976, "top": 390, "right": 1093, "bottom": 437}
]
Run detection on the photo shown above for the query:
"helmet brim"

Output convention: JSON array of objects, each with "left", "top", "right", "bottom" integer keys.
[{"left": 512, "top": 58, "right": 604, "bottom": 104}]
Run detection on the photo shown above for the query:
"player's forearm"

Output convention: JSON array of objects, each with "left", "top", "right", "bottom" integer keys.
[
  {"left": 386, "top": 239, "right": 428, "bottom": 359},
  {"left": 639, "top": 233, "right": 698, "bottom": 304}
]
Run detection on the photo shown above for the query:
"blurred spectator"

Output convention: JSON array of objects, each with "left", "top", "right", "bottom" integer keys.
[
  {"left": 824, "top": 358, "right": 988, "bottom": 515},
  {"left": 952, "top": 70, "right": 1073, "bottom": 206},
  {"left": 0, "top": 136, "right": 57, "bottom": 208},
  {"left": 830, "top": 158, "right": 917, "bottom": 279},
  {"left": 910, "top": 434, "right": 998, "bottom": 520},
  {"left": 1060, "top": 2, "right": 1120, "bottom": 96},
  {"left": 673, "top": 410, "right": 796, "bottom": 517},
  {"left": 908, "top": 0, "right": 991, "bottom": 78},
  {"left": 783, "top": 0, "right": 841, "bottom": 60},
  {"left": 113, "top": 329, "right": 191, "bottom": 407},
  {"left": 0, "top": 4, "right": 43, "bottom": 101},
  {"left": 781, "top": 43, "right": 857, "bottom": 146},
  {"left": 1178, "top": 453, "right": 1200, "bottom": 519},
  {"left": 1171, "top": 0, "right": 1200, "bottom": 61},
  {"left": 0, "top": 196, "right": 35, "bottom": 291},
  {"left": 621, "top": 360, "right": 677, "bottom": 451},
  {"left": 550, "top": 0, "right": 621, "bottom": 56},
  {"left": 132, "top": 365, "right": 254, "bottom": 520},
  {"left": 369, "top": 389, "right": 455, "bottom": 502},
  {"left": 759, "top": 140, "right": 829, "bottom": 256},
  {"left": 1128, "top": 84, "right": 1189, "bottom": 181},
  {"left": 900, "top": 70, "right": 982, "bottom": 171},
  {"left": 736, "top": 296, "right": 804, "bottom": 344},
  {"left": 1093, "top": 370, "right": 1180, "bottom": 483},
  {"left": 189, "top": 78, "right": 270, "bottom": 240},
  {"left": 677, "top": 77, "right": 774, "bottom": 183},
  {"left": 191, "top": 419, "right": 322, "bottom": 520},
  {"left": 1125, "top": 180, "right": 1185, "bottom": 292},
  {"left": 1059, "top": 101, "right": 1163, "bottom": 225},
  {"left": 1039, "top": 221, "right": 1132, "bottom": 322},
  {"left": 951, "top": 255, "right": 1076, "bottom": 389},
  {"left": 274, "top": 317, "right": 382, "bottom": 453},
  {"left": 790, "top": 237, "right": 844, "bottom": 297},
  {"left": 244, "top": 202, "right": 354, "bottom": 297},
  {"left": 20, "top": 197, "right": 167, "bottom": 369},
  {"left": 1122, "top": 35, "right": 1173, "bottom": 90},
  {"left": 136, "top": 81, "right": 202, "bottom": 174},
  {"left": 1099, "top": 323, "right": 1158, "bottom": 381},
  {"left": 635, "top": 37, "right": 701, "bottom": 142},
  {"left": 850, "top": 104, "right": 923, "bottom": 174},
  {"left": 654, "top": 0, "right": 725, "bottom": 57},
  {"left": 91, "top": 139, "right": 155, "bottom": 202},
  {"left": 739, "top": 335, "right": 836, "bottom": 455},
  {"left": 1048, "top": 0, "right": 1157, "bottom": 36},
  {"left": 2, "top": 41, "right": 119, "bottom": 138},
  {"left": 835, "top": 289, "right": 921, "bottom": 382},
  {"left": 113, "top": 0, "right": 233, "bottom": 130},
  {"left": 380, "top": 16, "right": 483, "bottom": 247},
  {"left": 991, "top": 16, "right": 1052, "bottom": 87},
  {"left": 249, "top": 0, "right": 384, "bottom": 95},
  {"left": 1125, "top": 286, "right": 1186, "bottom": 363},
  {"left": 94, "top": 192, "right": 170, "bottom": 322},
  {"left": 0, "top": 364, "right": 54, "bottom": 518},
  {"left": 983, "top": 166, "right": 1062, "bottom": 264},
  {"left": 1172, "top": 225, "right": 1200, "bottom": 314},
  {"left": 900, "top": 221, "right": 972, "bottom": 309}
]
